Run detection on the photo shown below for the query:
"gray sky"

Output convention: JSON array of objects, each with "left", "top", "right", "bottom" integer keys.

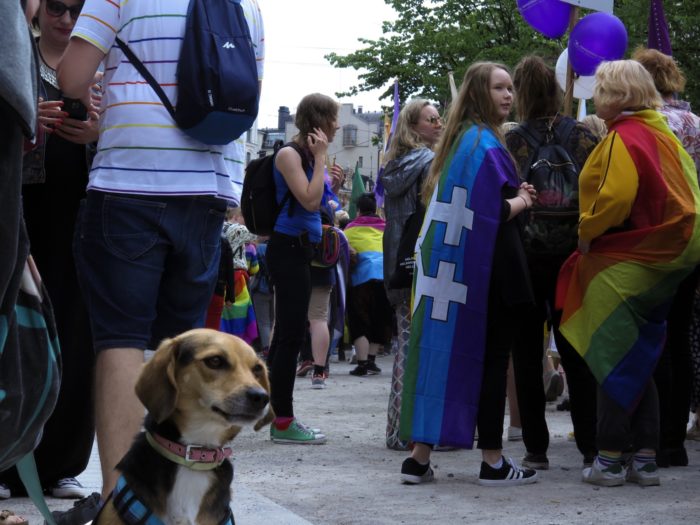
[{"left": 257, "top": 0, "right": 397, "bottom": 128}]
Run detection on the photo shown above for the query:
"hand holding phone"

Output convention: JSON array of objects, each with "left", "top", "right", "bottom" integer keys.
[{"left": 61, "top": 96, "right": 88, "bottom": 121}]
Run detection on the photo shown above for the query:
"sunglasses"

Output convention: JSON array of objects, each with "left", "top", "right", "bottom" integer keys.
[
  {"left": 46, "top": 0, "right": 83, "bottom": 20},
  {"left": 425, "top": 115, "right": 442, "bottom": 125}
]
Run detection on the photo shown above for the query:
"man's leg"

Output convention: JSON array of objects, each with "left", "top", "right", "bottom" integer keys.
[{"left": 94, "top": 348, "right": 143, "bottom": 500}]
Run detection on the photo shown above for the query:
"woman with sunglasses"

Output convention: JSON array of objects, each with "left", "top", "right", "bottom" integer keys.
[
  {"left": 0, "top": 0, "right": 99, "bottom": 503},
  {"left": 380, "top": 99, "right": 442, "bottom": 450}
]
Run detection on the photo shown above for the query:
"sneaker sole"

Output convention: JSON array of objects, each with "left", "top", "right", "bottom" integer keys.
[
  {"left": 271, "top": 436, "right": 327, "bottom": 445},
  {"left": 477, "top": 472, "right": 538, "bottom": 487},
  {"left": 401, "top": 471, "right": 434, "bottom": 485},
  {"left": 366, "top": 370, "right": 381, "bottom": 375},
  {"left": 51, "top": 489, "right": 88, "bottom": 499},
  {"left": 627, "top": 474, "right": 660, "bottom": 487},
  {"left": 582, "top": 475, "right": 624, "bottom": 487},
  {"left": 311, "top": 383, "right": 326, "bottom": 389},
  {"left": 522, "top": 460, "right": 549, "bottom": 470}
]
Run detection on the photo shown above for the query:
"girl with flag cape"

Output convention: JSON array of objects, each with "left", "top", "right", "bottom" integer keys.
[
  {"left": 556, "top": 61, "right": 700, "bottom": 487},
  {"left": 399, "top": 62, "right": 539, "bottom": 486}
]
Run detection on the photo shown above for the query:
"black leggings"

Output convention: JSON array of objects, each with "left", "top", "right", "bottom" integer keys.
[{"left": 266, "top": 233, "right": 313, "bottom": 418}]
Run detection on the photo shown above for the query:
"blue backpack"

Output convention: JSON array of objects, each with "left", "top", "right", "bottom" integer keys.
[{"left": 116, "top": 0, "right": 259, "bottom": 145}]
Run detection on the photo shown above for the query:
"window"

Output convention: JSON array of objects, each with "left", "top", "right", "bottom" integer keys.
[
  {"left": 358, "top": 156, "right": 363, "bottom": 168},
  {"left": 343, "top": 125, "right": 357, "bottom": 146}
]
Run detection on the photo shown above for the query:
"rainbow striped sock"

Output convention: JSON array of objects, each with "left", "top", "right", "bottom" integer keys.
[
  {"left": 597, "top": 450, "right": 622, "bottom": 469},
  {"left": 633, "top": 451, "right": 656, "bottom": 469}
]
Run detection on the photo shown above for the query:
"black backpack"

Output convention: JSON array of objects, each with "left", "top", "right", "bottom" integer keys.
[
  {"left": 510, "top": 118, "right": 580, "bottom": 255},
  {"left": 241, "top": 142, "right": 309, "bottom": 235},
  {"left": 115, "top": 0, "right": 259, "bottom": 145}
]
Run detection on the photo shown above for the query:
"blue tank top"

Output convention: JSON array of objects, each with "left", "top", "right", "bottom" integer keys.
[{"left": 272, "top": 148, "right": 321, "bottom": 242}]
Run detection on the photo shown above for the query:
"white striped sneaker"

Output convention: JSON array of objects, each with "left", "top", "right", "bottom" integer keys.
[{"left": 477, "top": 456, "right": 538, "bottom": 486}]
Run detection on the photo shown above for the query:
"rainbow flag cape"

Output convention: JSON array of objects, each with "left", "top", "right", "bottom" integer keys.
[
  {"left": 557, "top": 110, "right": 700, "bottom": 411},
  {"left": 343, "top": 215, "right": 385, "bottom": 286},
  {"left": 399, "top": 126, "right": 519, "bottom": 448}
]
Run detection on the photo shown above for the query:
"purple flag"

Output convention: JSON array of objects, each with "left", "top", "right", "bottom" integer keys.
[
  {"left": 374, "top": 80, "right": 400, "bottom": 209},
  {"left": 648, "top": 0, "right": 672, "bottom": 56}
]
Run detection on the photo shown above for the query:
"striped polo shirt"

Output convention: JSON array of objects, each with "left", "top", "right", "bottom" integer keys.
[{"left": 71, "top": 0, "right": 264, "bottom": 202}]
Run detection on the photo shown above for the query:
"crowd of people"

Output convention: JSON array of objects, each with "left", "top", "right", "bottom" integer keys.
[{"left": 4, "top": 0, "right": 700, "bottom": 523}]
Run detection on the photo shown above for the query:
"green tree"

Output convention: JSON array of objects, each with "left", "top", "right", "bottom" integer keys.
[{"left": 327, "top": 0, "right": 700, "bottom": 111}]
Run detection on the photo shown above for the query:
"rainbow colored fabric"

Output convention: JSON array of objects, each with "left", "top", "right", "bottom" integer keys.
[
  {"left": 557, "top": 110, "right": 700, "bottom": 411},
  {"left": 399, "top": 126, "right": 519, "bottom": 448},
  {"left": 220, "top": 269, "right": 258, "bottom": 345},
  {"left": 343, "top": 215, "right": 385, "bottom": 286}
]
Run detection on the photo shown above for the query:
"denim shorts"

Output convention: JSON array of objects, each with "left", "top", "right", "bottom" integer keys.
[{"left": 74, "top": 191, "right": 226, "bottom": 351}]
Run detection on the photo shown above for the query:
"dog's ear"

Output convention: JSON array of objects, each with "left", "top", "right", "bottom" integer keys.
[
  {"left": 135, "top": 337, "right": 179, "bottom": 423},
  {"left": 254, "top": 360, "right": 274, "bottom": 431}
]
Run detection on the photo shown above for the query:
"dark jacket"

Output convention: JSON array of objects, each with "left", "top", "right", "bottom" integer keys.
[{"left": 380, "top": 147, "right": 434, "bottom": 305}]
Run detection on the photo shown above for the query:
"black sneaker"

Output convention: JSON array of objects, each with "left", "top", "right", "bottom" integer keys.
[
  {"left": 349, "top": 364, "right": 368, "bottom": 376},
  {"left": 46, "top": 492, "right": 102, "bottom": 525},
  {"left": 366, "top": 361, "right": 382, "bottom": 375},
  {"left": 522, "top": 452, "right": 549, "bottom": 470},
  {"left": 478, "top": 457, "right": 538, "bottom": 486},
  {"left": 400, "top": 457, "right": 434, "bottom": 485}
]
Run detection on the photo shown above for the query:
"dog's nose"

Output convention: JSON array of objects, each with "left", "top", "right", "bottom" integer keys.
[{"left": 246, "top": 387, "right": 269, "bottom": 409}]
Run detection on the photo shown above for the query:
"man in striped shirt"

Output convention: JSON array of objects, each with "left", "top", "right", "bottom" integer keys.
[{"left": 57, "top": 0, "right": 264, "bottom": 509}]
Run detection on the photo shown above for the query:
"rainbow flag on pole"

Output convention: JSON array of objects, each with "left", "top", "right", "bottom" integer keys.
[
  {"left": 557, "top": 110, "right": 700, "bottom": 411},
  {"left": 399, "top": 125, "right": 519, "bottom": 448}
]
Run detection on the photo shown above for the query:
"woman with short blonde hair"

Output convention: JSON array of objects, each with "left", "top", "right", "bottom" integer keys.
[{"left": 558, "top": 59, "right": 700, "bottom": 486}]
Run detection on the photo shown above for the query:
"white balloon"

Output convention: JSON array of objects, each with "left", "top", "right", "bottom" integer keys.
[{"left": 555, "top": 48, "right": 597, "bottom": 100}]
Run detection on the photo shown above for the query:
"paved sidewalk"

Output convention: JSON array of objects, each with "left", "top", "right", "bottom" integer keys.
[{"left": 5, "top": 353, "right": 700, "bottom": 524}]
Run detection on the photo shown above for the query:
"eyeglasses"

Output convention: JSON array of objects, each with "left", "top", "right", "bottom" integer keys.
[
  {"left": 45, "top": 0, "right": 83, "bottom": 20},
  {"left": 425, "top": 116, "right": 442, "bottom": 125}
]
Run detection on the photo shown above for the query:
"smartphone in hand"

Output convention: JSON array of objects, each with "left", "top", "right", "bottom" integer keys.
[{"left": 61, "top": 96, "right": 88, "bottom": 120}]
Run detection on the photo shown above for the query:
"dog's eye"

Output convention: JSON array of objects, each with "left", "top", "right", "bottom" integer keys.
[
  {"left": 203, "top": 356, "right": 227, "bottom": 369},
  {"left": 252, "top": 363, "right": 264, "bottom": 375}
]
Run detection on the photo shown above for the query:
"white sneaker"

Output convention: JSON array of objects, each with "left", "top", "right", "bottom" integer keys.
[
  {"left": 626, "top": 462, "right": 660, "bottom": 487},
  {"left": 0, "top": 483, "right": 10, "bottom": 499},
  {"left": 49, "top": 477, "right": 87, "bottom": 499},
  {"left": 582, "top": 458, "right": 624, "bottom": 487}
]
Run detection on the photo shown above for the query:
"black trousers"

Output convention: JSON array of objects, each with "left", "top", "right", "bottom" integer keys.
[
  {"left": 597, "top": 382, "right": 659, "bottom": 452},
  {"left": 266, "top": 233, "right": 313, "bottom": 418},
  {"left": 654, "top": 266, "right": 699, "bottom": 451},
  {"left": 511, "top": 253, "right": 598, "bottom": 459},
  {"left": 476, "top": 294, "right": 523, "bottom": 451}
]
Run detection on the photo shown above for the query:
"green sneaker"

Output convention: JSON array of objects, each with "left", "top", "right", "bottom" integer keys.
[{"left": 270, "top": 419, "right": 326, "bottom": 444}]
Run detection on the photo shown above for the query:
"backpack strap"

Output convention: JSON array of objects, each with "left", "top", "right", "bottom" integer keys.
[
  {"left": 115, "top": 37, "right": 176, "bottom": 121},
  {"left": 16, "top": 453, "right": 57, "bottom": 525},
  {"left": 511, "top": 122, "right": 544, "bottom": 181},
  {"left": 276, "top": 142, "right": 312, "bottom": 217}
]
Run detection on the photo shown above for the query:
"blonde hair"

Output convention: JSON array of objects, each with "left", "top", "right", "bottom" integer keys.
[
  {"left": 594, "top": 60, "right": 663, "bottom": 114},
  {"left": 632, "top": 47, "right": 686, "bottom": 98},
  {"left": 422, "top": 62, "right": 511, "bottom": 203},
  {"left": 581, "top": 114, "right": 607, "bottom": 140},
  {"left": 384, "top": 99, "right": 433, "bottom": 163}
]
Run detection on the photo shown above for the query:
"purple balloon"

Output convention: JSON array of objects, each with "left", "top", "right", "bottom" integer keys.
[
  {"left": 568, "top": 12, "right": 628, "bottom": 76},
  {"left": 517, "top": 0, "right": 572, "bottom": 39}
]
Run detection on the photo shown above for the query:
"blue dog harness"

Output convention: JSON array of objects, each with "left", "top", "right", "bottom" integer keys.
[{"left": 111, "top": 475, "right": 235, "bottom": 525}]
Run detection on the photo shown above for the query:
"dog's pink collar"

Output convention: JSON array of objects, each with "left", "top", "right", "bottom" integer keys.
[{"left": 145, "top": 431, "right": 232, "bottom": 469}]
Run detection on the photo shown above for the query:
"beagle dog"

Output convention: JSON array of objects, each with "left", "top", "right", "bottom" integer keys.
[{"left": 95, "top": 329, "right": 273, "bottom": 525}]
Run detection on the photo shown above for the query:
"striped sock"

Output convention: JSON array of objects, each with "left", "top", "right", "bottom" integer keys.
[
  {"left": 597, "top": 450, "right": 622, "bottom": 468},
  {"left": 633, "top": 451, "right": 656, "bottom": 469}
]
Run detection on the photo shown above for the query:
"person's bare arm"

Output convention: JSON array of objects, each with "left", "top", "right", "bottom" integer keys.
[
  {"left": 275, "top": 129, "right": 328, "bottom": 211},
  {"left": 57, "top": 38, "right": 105, "bottom": 108}
]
